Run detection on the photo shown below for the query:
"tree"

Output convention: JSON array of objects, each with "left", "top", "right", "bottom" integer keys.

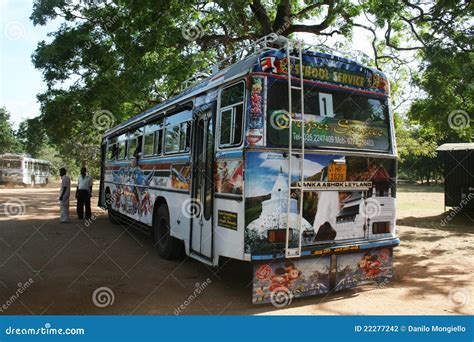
[
  {"left": 0, "top": 107, "right": 23, "bottom": 154},
  {"left": 16, "top": 117, "right": 47, "bottom": 157},
  {"left": 29, "top": 0, "right": 472, "bottom": 173}
]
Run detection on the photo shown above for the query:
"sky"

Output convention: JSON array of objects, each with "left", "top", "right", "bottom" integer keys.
[
  {"left": 0, "top": 1, "right": 380, "bottom": 129},
  {"left": 0, "top": 0, "right": 62, "bottom": 128}
]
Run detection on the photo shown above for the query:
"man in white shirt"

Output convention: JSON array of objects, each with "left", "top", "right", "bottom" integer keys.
[
  {"left": 76, "top": 167, "right": 93, "bottom": 220},
  {"left": 59, "top": 167, "right": 71, "bottom": 223}
]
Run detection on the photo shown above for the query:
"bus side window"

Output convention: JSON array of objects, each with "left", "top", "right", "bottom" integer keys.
[
  {"left": 128, "top": 137, "right": 137, "bottom": 159},
  {"left": 108, "top": 143, "right": 118, "bottom": 160},
  {"left": 180, "top": 121, "right": 191, "bottom": 152},
  {"left": 155, "top": 129, "right": 163, "bottom": 155},
  {"left": 135, "top": 135, "right": 143, "bottom": 159},
  {"left": 118, "top": 135, "right": 127, "bottom": 160},
  {"left": 165, "top": 125, "right": 180, "bottom": 154},
  {"left": 219, "top": 81, "right": 245, "bottom": 148},
  {"left": 143, "top": 132, "right": 155, "bottom": 157}
]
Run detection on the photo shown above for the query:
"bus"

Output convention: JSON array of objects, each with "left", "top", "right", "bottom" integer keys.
[
  {"left": 0, "top": 153, "right": 51, "bottom": 187},
  {"left": 99, "top": 34, "right": 398, "bottom": 305}
]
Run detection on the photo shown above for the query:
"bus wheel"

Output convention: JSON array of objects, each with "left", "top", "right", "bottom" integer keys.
[
  {"left": 106, "top": 191, "right": 118, "bottom": 224},
  {"left": 153, "top": 205, "right": 183, "bottom": 260}
]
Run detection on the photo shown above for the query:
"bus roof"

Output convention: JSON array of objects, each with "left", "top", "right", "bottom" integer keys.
[
  {"left": 0, "top": 153, "right": 50, "bottom": 164},
  {"left": 104, "top": 43, "right": 388, "bottom": 138}
]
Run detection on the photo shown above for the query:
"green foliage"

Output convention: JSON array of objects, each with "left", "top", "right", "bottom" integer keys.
[
  {"left": 0, "top": 107, "right": 23, "bottom": 154},
  {"left": 409, "top": 48, "right": 473, "bottom": 142},
  {"left": 27, "top": 0, "right": 473, "bottom": 182},
  {"left": 16, "top": 117, "right": 46, "bottom": 158}
]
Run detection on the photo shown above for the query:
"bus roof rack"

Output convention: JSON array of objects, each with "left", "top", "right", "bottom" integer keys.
[{"left": 181, "top": 33, "right": 372, "bottom": 91}]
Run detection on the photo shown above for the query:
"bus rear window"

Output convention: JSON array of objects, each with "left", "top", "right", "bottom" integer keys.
[{"left": 267, "top": 81, "right": 391, "bottom": 152}]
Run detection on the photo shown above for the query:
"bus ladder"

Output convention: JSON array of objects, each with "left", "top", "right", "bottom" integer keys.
[{"left": 285, "top": 39, "right": 305, "bottom": 258}]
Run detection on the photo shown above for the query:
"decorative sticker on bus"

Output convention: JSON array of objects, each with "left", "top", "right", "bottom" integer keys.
[
  {"left": 108, "top": 165, "right": 155, "bottom": 219},
  {"left": 170, "top": 164, "right": 191, "bottom": 190},
  {"left": 217, "top": 210, "right": 238, "bottom": 230},
  {"left": 335, "top": 247, "right": 393, "bottom": 291},
  {"left": 256, "top": 50, "right": 389, "bottom": 94},
  {"left": 246, "top": 76, "right": 265, "bottom": 146},
  {"left": 244, "top": 152, "right": 396, "bottom": 254},
  {"left": 252, "top": 256, "right": 330, "bottom": 304},
  {"left": 298, "top": 181, "right": 373, "bottom": 191},
  {"left": 105, "top": 162, "right": 191, "bottom": 222},
  {"left": 215, "top": 160, "right": 243, "bottom": 194}
]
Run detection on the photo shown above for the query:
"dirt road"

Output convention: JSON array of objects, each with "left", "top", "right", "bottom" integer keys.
[{"left": 0, "top": 185, "right": 472, "bottom": 315}]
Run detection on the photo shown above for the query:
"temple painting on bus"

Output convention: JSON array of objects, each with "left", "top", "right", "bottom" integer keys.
[{"left": 244, "top": 151, "right": 396, "bottom": 254}]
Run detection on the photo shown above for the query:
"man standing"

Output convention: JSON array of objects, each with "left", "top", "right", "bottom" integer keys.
[
  {"left": 59, "top": 168, "right": 71, "bottom": 223},
  {"left": 76, "top": 167, "right": 93, "bottom": 220}
]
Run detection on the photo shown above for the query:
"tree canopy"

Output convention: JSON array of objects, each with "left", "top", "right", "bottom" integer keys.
[{"left": 27, "top": 0, "right": 473, "bottom": 180}]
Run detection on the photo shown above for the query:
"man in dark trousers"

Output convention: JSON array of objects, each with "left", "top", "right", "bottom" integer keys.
[{"left": 76, "top": 167, "right": 93, "bottom": 220}]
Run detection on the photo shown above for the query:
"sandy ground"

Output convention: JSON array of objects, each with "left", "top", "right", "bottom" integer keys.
[{"left": 0, "top": 184, "right": 472, "bottom": 315}]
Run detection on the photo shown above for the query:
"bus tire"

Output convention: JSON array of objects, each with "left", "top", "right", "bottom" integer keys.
[
  {"left": 106, "top": 190, "right": 118, "bottom": 224},
  {"left": 153, "top": 205, "right": 183, "bottom": 260}
]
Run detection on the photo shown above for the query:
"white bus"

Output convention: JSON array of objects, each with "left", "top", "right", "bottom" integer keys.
[
  {"left": 99, "top": 34, "right": 398, "bottom": 304},
  {"left": 0, "top": 153, "right": 51, "bottom": 187}
]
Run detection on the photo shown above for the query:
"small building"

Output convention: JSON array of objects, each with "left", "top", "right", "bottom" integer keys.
[{"left": 436, "top": 143, "right": 474, "bottom": 211}]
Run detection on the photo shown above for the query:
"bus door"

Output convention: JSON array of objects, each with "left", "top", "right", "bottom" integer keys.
[{"left": 190, "top": 107, "right": 215, "bottom": 260}]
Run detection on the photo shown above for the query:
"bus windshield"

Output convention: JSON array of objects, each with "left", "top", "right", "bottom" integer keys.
[{"left": 266, "top": 80, "right": 391, "bottom": 152}]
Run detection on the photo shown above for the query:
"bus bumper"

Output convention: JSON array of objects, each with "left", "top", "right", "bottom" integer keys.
[{"left": 252, "top": 238, "right": 398, "bottom": 304}]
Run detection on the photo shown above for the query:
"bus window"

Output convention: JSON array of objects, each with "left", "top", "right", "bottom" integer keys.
[
  {"left": 165, "top": 125, "right": 180, "bottom": 154},
  {"left": 118, "top": 134, "right": 127, "bottom": 159},
  {"left": 108, "top": 143, "right": 118, "bottom": 160},
  {"left": 4, "top": 160, "right": 21, "bottom": 169},
  {"left": 219, "top": 81, "right": 245, "bottom": 148},
  {"left": 155, "top": 129, "right": 163, "bottom": 155},
  {"left": 143, "top": 118, "right": 164, "bottom": 157},
  {"left": 180, "top": 121, "right": 191, "bottom": 152},
  {"left": 219, "top": 108, "right": 232, "bottom": 145},
  {"left": 128, "top": 137, "right": 137, "bottom": 158},
  {"left": 107, "top": 137, "right": 118, "bottom": 160},
  {"left": 143, "top": 132, "right": 155, "bottom": 156},
  {"left": 128, "top": 129, "right": 143, "bottom": 160}
]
